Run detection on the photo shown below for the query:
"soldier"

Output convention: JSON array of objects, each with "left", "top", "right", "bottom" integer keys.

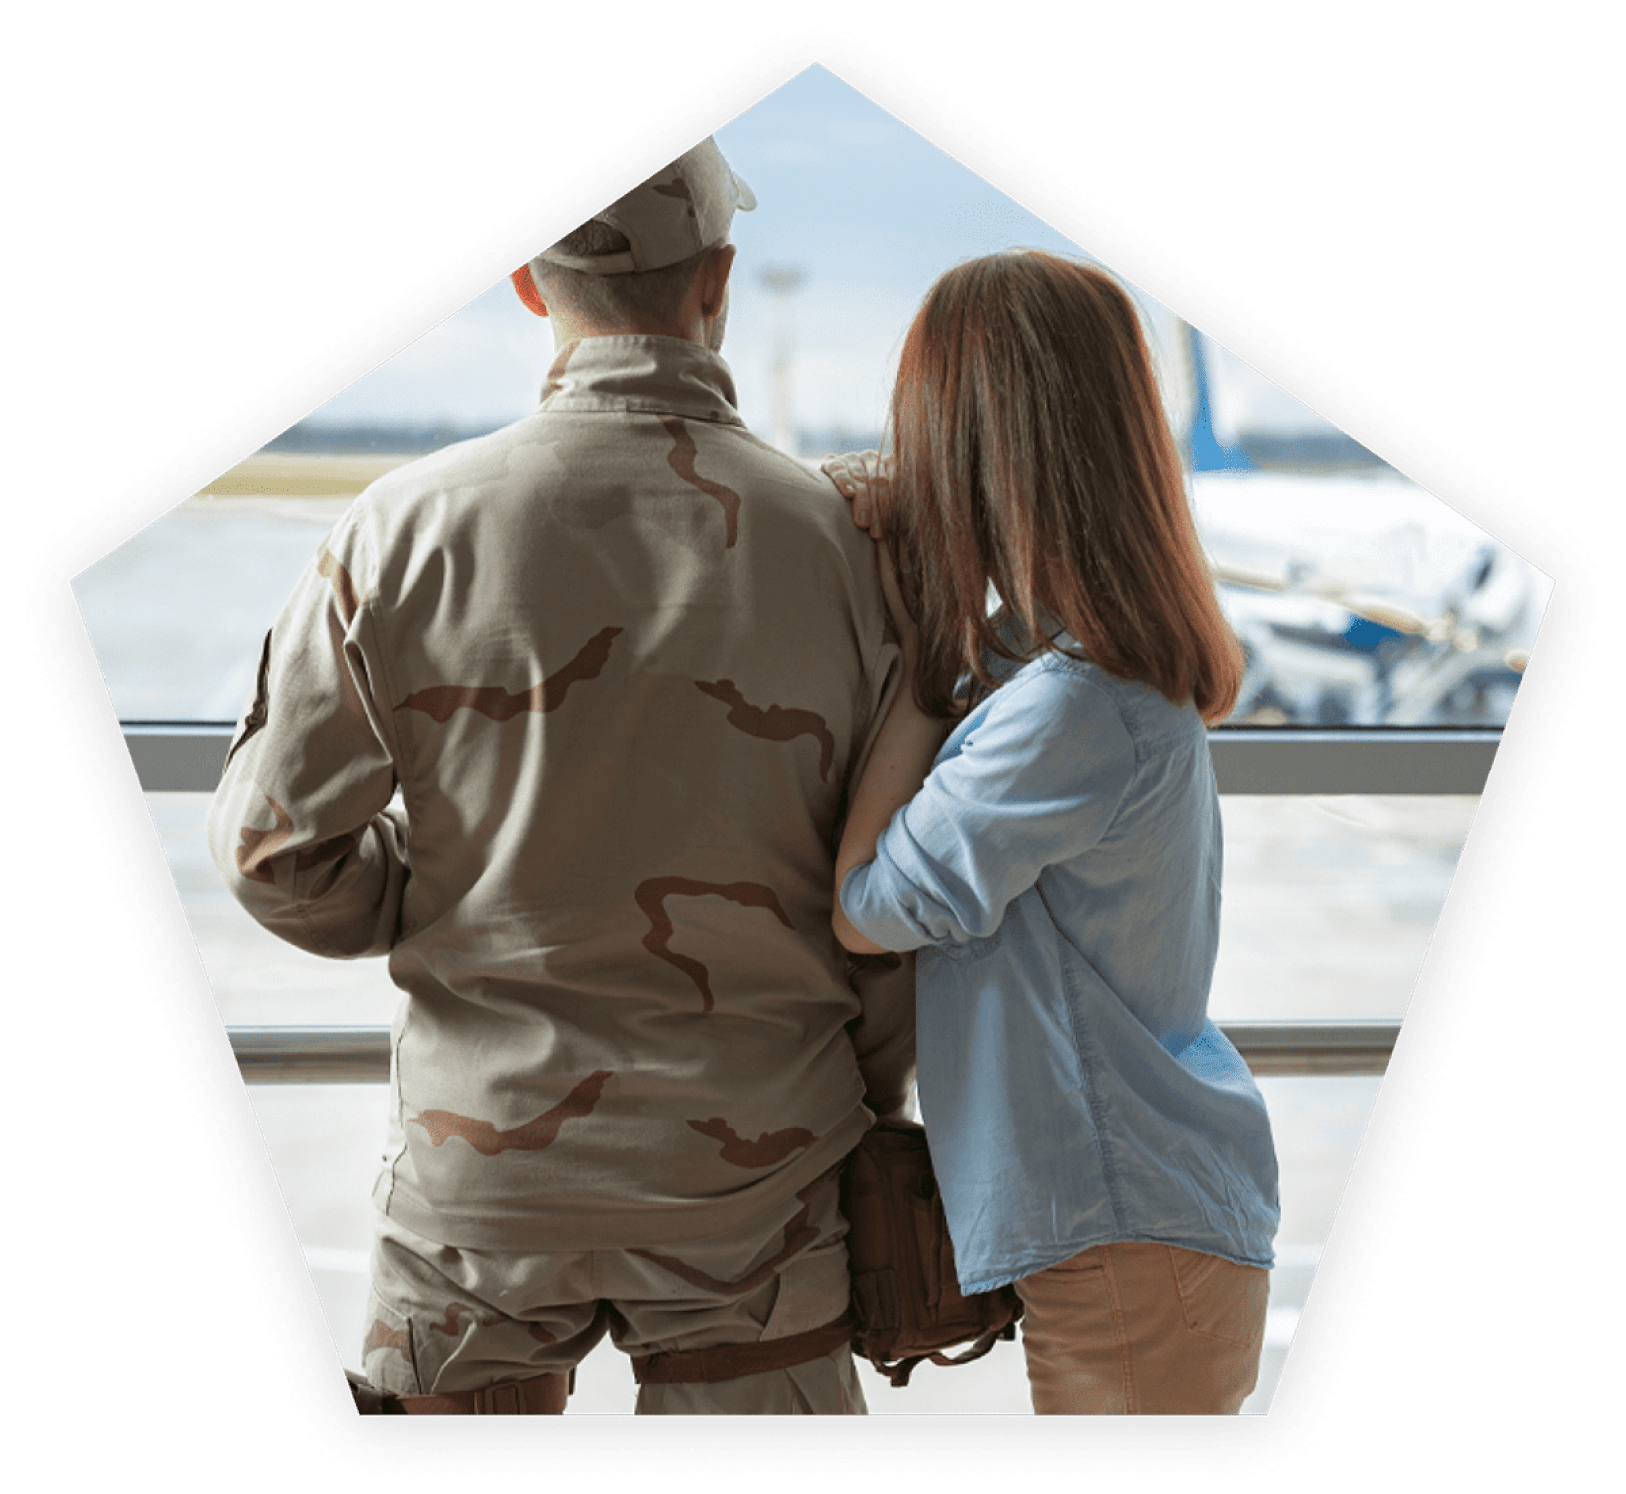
[{"left": 208, "top": 137, "right": 911, "bottom": 1415}]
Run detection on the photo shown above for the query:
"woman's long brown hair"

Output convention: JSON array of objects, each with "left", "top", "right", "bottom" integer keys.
[{"left": 886, "top": 251, "right": 1243, "bottom": 724}]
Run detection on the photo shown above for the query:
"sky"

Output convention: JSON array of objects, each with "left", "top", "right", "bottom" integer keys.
[{"left": 298, "top": 65, "right": 1199, "bottom": 443}]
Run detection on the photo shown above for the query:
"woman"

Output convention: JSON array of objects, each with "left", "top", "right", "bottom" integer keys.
[{"left": 825, "top": 251, "right": 1279, "bottom": 1415}]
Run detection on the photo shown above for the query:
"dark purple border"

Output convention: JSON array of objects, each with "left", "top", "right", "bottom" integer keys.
[{"left": 31, "top": 29, "right": 1593, "bottom": 1476}]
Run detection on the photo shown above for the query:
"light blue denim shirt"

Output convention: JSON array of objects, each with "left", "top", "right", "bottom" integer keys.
[{"left": 840, "top": 649, "right": 1279, "bottom": 1294}]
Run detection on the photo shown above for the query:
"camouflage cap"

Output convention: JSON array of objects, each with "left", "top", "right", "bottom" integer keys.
[{"left": 537, "top": 137, "right": 756, "bottom": 276}]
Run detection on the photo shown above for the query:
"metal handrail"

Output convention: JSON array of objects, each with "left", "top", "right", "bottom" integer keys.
[
  {"left": 169, "top": 716, "right": 1445, "bottom": 1084},
  {"left": 228, "top": 1018, "right": 1400, "bottom": 1083},
  {"left": 125, "top": 722, "right": 1499, "bottom": 795}
]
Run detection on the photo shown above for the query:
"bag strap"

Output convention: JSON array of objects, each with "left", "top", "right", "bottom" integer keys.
[
  {"left": 348, "top": 1315, "right": 856, "bottom": 1405},
  {"left": 927, "top": 1320, "right": 1020, "bottom": 1369},
  {"left": 631, "top": 1313, "right": 854, "bottom": 1384},
  {"left": 866, "top": 1319, "right": 1019, "bottom": 1388},
  {"left": 348, "top": 1368, "right": 573, "bottom": 1415}
]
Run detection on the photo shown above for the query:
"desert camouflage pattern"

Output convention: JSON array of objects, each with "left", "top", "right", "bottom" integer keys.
[
  {"left": 363, "top": 1169, "right": 866, "bottom": 1413},
  {"left": 208, "top": 334, "right": 910, "bottom": 1252},
  {"left": 537, "top": 136, "right": 756, "bottom": 276}
]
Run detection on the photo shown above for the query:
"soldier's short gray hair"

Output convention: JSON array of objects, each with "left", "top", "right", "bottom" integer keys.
[{"left": 530, "top": 221, "right": 717, "bottom": 330}]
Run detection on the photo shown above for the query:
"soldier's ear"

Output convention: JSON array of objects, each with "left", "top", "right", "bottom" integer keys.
[
  {"left": 510, "top": 266, "right": 549, "bottom": 318},
  {"left": 698, "top": 244, "right": 735, "bottom": 320}
]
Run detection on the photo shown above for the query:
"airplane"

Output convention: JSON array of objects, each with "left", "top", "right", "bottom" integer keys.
[{"left": 1175, "top": 323, "right": 1543, "bottom": 728}]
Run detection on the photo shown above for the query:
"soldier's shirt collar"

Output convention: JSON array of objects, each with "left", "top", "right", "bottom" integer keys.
[{"left": 537, "top": 335, "right": 745, "bottom": 427}]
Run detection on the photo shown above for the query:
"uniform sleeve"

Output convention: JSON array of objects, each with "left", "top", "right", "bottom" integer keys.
[
  {"left": 844, "top": 948, "right": 916, "bottom": 1121},
  {"left": 839, "top": 665, "right": 1136, "bottom": 953},
  {"left": 834, "top": 536, "right": 914, "bottom": 1115},
  {"left": 205, "top": 509, "right": 408, "bottom": 958}
]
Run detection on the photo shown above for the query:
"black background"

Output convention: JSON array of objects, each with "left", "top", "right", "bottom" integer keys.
[{"left": 31, "top": 29, "right": 1593, "bottom": 1476}]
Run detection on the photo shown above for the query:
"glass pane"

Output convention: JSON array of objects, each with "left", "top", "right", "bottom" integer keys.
[
  {"left": 78, "top": 497, "right": 350, "bottom": 722},
  {"left": 1210, "top": 795, "right": 1477, "bottom": 1020}
]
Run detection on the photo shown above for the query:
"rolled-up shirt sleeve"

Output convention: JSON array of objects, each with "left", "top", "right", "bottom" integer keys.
[{"left": 839, "top": 663, "right": 1137, "bottom": 953}]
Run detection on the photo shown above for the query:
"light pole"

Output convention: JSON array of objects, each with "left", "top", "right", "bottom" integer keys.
[{"left": 759, "top": 264, "right": 805, "bottom": 455}]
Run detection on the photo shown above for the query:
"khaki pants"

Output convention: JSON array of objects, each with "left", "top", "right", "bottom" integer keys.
[
  {"left": 362, "top": 1172, "right": 866, "bottom": 1415},
  {"left": 1014, "top": 1242, "right": 1268, "bottom": 1414}
]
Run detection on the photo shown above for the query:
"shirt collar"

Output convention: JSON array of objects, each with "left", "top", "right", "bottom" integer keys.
[{"left": 536, "top": 335, "right": 745, "bottom": 427}]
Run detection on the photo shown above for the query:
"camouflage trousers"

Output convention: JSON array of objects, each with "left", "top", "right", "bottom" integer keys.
[{"left": 362, "top": 1170, "right": 867, "bottom": 1414}]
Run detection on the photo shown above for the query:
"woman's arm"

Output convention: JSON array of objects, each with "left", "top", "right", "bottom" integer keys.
[
  {"left": 838, "top": 664, "right": 1140, "bottom": 954},
  {"left": 833, "top": 688, "right": 953, "bottom": 953},
  {"left": 832, "top": 544, "right": 957, "bottom": 953}
]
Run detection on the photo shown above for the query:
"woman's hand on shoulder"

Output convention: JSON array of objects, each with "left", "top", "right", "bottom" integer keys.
[{"left": 821, "top": 449, "right": 892, "bottom": 539}]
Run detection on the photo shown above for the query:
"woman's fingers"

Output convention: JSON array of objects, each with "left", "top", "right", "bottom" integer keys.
[
  {"left": 820, "top": 450, "right": 887, "bottom": 534},
  {"left": 819, "top": 453, "right": 865, "bottom": 526}
]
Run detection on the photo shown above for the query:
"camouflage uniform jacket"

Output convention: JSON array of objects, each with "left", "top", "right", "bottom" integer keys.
[{"left": 207, "top": 334, "right": 911, "bottom": 1251}]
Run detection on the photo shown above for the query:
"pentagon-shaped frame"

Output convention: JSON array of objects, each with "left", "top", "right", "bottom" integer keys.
[{"left": 31, "top": 29, "right": 1593, "bottom": 1476}]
